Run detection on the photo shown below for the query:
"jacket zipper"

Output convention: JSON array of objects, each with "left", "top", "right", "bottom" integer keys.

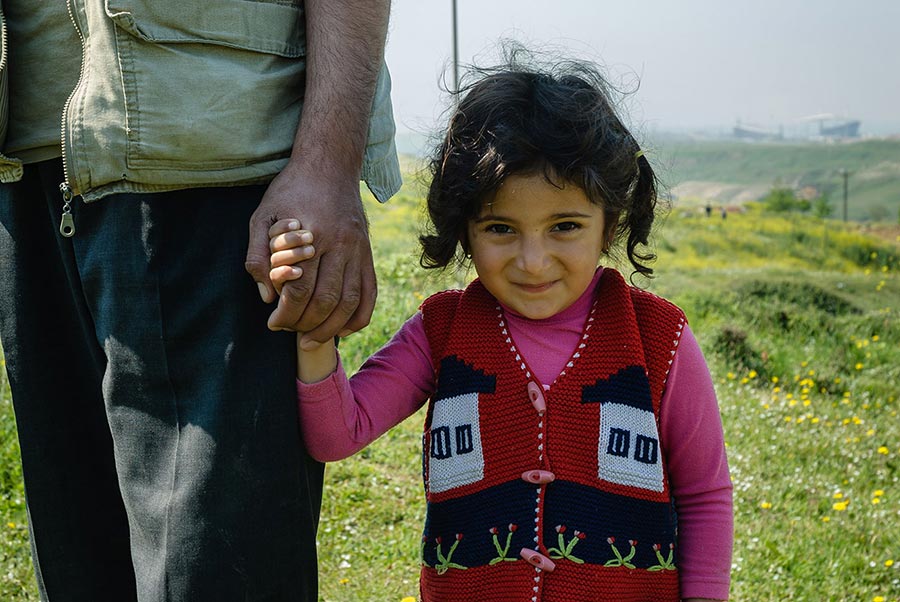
[
  {"left": 59, "top": 0, "right": 87, "bottom": 237},
  {"left": 59, "top": 183, "right": 75, "bottom": 237}
]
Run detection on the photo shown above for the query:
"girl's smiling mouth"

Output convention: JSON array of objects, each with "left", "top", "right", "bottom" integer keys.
[{"left": 515, "top": 281, "right": 557, "bottom": 293}]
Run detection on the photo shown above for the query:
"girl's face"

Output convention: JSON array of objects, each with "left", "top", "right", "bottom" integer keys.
[{"left": 466, "top": 173, "right": 607, "bottom": 320}]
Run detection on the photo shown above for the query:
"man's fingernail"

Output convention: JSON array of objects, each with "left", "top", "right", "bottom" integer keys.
[
  {"left": 288, "top": 220, "right": 299, "bottom": 230},
  {"left": 257, "top": 282, "right": 268, "bottom": 301}
]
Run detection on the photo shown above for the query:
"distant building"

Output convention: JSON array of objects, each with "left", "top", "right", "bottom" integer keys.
[
  {"left": 731, "top": 114, "right": 862, "bottom": 142},
  {"left": 733, "top": 121, "right": 782, "bottom": 141},
  {"left": 801, "top": 113, "right": 861, "bottom": 139},
  {"left": 820, "top": 119, "right": 861, "bottom": 138}
]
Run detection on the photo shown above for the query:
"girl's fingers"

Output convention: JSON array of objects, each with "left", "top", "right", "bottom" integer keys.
[
  {"left": 269, "top": 265, "right": 303, "bottom": 293},
  {"left": 268, "top": 218, "right": 301, "bottom": 239},
  {"left": 271, "top": 245, "right": 316, "bottom": 268},
  {"left": 270, "top": 229, "right": 314, "bottom": 252}
]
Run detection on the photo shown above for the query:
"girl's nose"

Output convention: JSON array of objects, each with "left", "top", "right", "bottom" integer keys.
[{"left": 517, "top": 237, "right": 550, "bottom": 274}]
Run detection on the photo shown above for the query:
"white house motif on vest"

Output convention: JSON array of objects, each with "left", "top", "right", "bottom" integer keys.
[
  {"left": 582, "top": 365, "right": 665, "bottom": 492},
  {"left": 427, "top": 356, "right": 496, "bottom": 494}
]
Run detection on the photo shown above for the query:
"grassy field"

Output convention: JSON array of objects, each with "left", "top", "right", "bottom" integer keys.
[
  {"left": 654, "top": 138, "right": 900, "bottom": 222},
  {"left": 1, "top": 168, "right": 898, "bottom": 601}
]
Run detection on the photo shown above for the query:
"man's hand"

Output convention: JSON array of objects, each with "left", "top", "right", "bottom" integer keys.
[
  {"left": 245, "top": 164, "right": 376, "bottom": 347},
  {"left": 245, "top": 0, "right": 390, "bottom": 347}
]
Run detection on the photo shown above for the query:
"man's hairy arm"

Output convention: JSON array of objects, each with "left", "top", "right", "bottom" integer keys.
[{"left": 246, "top": 0, "right": 391, "bottom": 347}]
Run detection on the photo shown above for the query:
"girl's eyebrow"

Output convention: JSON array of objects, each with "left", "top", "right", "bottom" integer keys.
[{"left": 472, "top": 211, "right": 593, "bottom": 224}]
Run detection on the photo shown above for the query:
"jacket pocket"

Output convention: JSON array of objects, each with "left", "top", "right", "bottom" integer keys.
[
  {"left": 106, "top": 0, "right": 305, "bottom": 57},
  {"left": 106, "top": 0, "right": 306, "bottom": 171}
]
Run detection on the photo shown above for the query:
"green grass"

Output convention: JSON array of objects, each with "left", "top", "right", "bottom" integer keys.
[{"left": 1, "top": 174, "right": 898, "bottom": 601}]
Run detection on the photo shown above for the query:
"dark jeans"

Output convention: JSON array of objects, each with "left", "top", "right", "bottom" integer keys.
[{"left": 0, "top": 160, "right": 324, "bottom": 601}]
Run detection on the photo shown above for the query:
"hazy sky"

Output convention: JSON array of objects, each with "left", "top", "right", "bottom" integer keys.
[{"left": 384, "top": 0, "right": 900, "bottom": 138}]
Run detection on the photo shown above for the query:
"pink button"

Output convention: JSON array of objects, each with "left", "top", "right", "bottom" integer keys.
[
  {"left": 527, "top": 381, "right": 546, "bottom": 414},
  {"left": 521, "top": 469, "right": 556, "bottom": 485},
  {"left": 519, "top": 548, "right": 556, "bottom": 572}
]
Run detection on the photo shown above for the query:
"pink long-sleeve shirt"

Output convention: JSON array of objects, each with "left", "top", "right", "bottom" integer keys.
[{"left": 297, "top": 270, "right": 733, "bottom": 600}]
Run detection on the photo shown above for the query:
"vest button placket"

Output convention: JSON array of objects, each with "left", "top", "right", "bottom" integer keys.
[{"left": 525, "top": 380, "right": 552, "bottom": 598}]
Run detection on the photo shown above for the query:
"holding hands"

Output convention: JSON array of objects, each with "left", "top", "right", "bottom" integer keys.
[
  {"left": 269, "top": 218, "right": 340, "bottom": 383},
  {"left": 268, "top": 219, "right": 316, "bottom": 295},
  {"left": 244, "top": 164, "right": 377, "bottom": 349}
]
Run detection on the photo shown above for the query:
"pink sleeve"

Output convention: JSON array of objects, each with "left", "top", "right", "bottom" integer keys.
[
  {"left": 296, "top": 312, "right": 435, "bottom": 462},
  {"left": 660, "top": 325, "right": 733, "bottom": 600}
]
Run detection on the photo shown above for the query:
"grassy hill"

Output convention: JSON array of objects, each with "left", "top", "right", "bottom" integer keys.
[{"left": 649, "top": 138, "right": 900, "bottom": 222}]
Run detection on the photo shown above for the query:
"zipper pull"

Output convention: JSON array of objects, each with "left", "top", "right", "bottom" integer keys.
[{"left": 59, "top": 182, "right": 75, "bottom": 238}]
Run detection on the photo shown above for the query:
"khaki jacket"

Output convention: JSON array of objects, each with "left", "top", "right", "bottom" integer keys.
[{"left": 0, "top": 0, "right": 401, "bottom": 203}]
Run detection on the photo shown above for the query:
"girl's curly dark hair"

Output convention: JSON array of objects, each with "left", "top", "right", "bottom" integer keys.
[{"left": 419, "top": 46, "right": 660, "bottom": 279}]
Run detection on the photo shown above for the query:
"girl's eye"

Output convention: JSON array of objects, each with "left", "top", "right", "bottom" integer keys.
[
  {"left": 485, "top": 224, "right": 513, "bottom": 234},
  {"left": 552, "top": 221, "right": 581, "bottom": 232}
]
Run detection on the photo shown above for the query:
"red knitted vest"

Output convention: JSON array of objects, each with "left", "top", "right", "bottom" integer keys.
[{"left": 418, "top": 269, "right": 686, "bottom": 602}]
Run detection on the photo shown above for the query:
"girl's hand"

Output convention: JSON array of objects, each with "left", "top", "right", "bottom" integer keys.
[{"left": 268, "top": 219, "right": 316, "bottom": 295}]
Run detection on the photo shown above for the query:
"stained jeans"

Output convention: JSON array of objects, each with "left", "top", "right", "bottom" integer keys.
[{"left": 0, "top": 159, "right": 324, "bottom": 601}]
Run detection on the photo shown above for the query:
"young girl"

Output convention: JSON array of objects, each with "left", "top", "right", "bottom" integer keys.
[{"left": 270, "top": 57, "right": 732, "bottom": 602}]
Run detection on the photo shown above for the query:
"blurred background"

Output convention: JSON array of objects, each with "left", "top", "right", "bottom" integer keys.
[{"left": 384, "top": 0, "right": 900, "bottom": 222}]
